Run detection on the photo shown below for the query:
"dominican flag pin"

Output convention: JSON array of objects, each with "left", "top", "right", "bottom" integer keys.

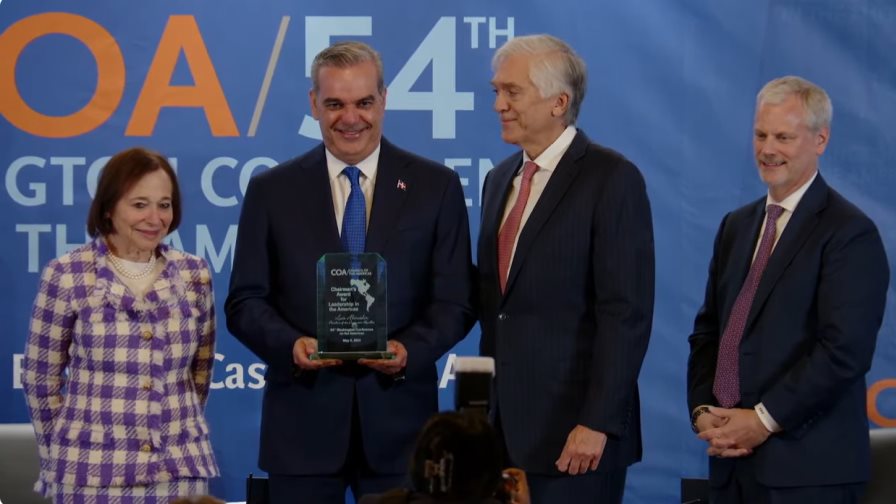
[{"left": 396, "top": 179, "right": 407, "bottom": 191}]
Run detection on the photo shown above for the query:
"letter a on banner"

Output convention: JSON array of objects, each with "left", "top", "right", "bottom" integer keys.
[{"left": 127, "top": 15, "right": 238, "bottom": 136}]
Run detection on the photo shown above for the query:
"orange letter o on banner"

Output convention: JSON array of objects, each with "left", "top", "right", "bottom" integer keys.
[
  {"left": 868, "top": 378, "right": 896, "bottom": 427},
  {"left": 0, "top": 12, "right": 125, "bottom": 138}
]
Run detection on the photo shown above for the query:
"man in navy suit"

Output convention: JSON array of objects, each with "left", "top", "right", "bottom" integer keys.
[
  {"left": 688, "top": 76, "right": 889, "bottom": 503},
  {"left": 478, "top": 34, "right": 655, "bottom": 503},
  {"left": 225, "top": 41, "right": 475, "bottom": 504}
]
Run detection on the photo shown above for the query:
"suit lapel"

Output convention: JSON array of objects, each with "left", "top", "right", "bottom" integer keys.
[
  {"left": 503, "top": 131, "right": 588, "bottom": 295},
  {"left": 745, "top": 175, "right": 827, "bottom": 331},
  {"left": 366, "top": 138, "right": 410, "bottom": 253},
  {"left": 302, "top": 145, "right": 342, "bottom": 253},
  {"left": 481, "top": 152, "right": 523, "bottom": 278},
  {"left": 729, "top": 201, "right": 766, "bottom": 297}
]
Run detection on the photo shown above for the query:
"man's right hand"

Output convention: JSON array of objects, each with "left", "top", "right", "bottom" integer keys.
[
  {"left": 293, "top": 336, "right": 342, "bottom": 370},
  {"left": 694, "top": 407, "right": 753, "bottom": 458}
]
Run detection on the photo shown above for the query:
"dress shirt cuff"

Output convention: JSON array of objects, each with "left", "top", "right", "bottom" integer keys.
[{"left": 755, "top": 402, "right": 782, "bottom": 433}]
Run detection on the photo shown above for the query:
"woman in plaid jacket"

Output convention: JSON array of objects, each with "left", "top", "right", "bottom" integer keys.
[{"left": 22, "top": 148, "right": 219, "bottom": 503}]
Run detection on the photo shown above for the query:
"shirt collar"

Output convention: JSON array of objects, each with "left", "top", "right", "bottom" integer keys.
[
  {"left": 765, "top": 170, "right": 818, "bottom": 214},
  {"left": 520, "top": 126, "right": 577, "bottom": 174},
  {"left": 326, "top": 144, "right": 381, "bottom": 182}
]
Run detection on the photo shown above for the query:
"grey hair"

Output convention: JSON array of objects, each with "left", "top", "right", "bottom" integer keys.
[
  {"left": 492, "top": 34, "right": 586, "bottom": 125},
  {"left": 757, "top": 76, "right": 832, "bottom": 132},
  {"left": 311, "top": 41, "right": 385, "bottom": 94}
]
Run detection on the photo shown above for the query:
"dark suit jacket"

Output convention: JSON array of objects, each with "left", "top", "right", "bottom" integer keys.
[
  {"left": 225, "top": 138, "right": 475, "bottom": 475},
  {"left": 687, "top": 174, "right": 889, "bottom": 487},
  {"left": 477, "top": 130, "right": 655, "bottom": 474}
]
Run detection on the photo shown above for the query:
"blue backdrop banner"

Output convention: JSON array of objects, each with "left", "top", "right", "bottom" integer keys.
[{"left": 2, "top": 1, "right": 894, "bottom": 502}]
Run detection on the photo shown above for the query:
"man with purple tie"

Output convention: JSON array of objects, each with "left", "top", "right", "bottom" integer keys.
[{"left": 688, "top": 76, "right": 889, "bottom": 503}]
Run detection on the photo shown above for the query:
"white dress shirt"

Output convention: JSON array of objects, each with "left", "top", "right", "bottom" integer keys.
[
  {"left": 499, "top": 126, "right": 577, "bottom": 265},
  {"left": 326, "top": 145, "right": 380, "bottom": 235},
  {"left": 753, "top": 171, "right": 818, "bottom": 260}
]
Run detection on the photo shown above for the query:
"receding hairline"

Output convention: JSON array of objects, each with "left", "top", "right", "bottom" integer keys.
[{"left": 492, "top": 34, "right": 573, "bottom": 66}]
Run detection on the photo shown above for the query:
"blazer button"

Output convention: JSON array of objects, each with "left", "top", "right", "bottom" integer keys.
[
  {"left": 498, "top": 313, "right": 508, "bottom": 321},
  {"left": 141, "top": 331, "right": 152, "bottom": 340},
  {"left": 140, "top": 443, "right": 152, "bottom": 453}
]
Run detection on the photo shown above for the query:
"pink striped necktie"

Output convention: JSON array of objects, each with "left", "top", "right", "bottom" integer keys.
[
  {"left": 497, "top": 161, "right": 539, "bottom": 294},
  {"left": 713, "top": 204, "right": 785, "bottom": 407}
]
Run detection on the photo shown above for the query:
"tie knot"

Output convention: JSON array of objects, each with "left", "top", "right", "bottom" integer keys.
[
  {"left": 343, "top": 166, "right": 362, "bottom": 186},
  {"left": 521, "top": 161, "right": 539, "bottom": 182},
  {"left": 766, "top": 204, "right": 784, "bottom": 222}
]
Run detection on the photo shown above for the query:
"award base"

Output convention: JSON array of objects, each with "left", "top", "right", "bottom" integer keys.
[{"left": 311, "top": 351, "right": 395, "bottom": 361}]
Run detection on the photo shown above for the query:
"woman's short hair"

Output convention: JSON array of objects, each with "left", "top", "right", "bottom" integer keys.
[
  {"left": 86, "top": 147, "right": 181, "bottom": 238},
  {"left": 410, "top": 412, "right": 503, "bottom": 499}
]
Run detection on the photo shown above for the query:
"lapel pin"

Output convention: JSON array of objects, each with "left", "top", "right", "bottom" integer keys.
[{"left": 396, "top": 179, "right": 407, "bottom": 191}]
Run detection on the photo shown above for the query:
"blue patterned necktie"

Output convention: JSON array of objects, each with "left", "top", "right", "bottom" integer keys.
[{"left": 341, "top": 166, "right": 366, "bottom": 254}]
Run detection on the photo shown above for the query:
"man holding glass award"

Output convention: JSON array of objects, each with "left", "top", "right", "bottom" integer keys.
[{"left": 225, "top": 41, "right": 475, "bottom": 504}]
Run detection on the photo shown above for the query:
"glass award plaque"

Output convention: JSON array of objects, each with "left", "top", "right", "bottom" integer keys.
[{"left": 313, "top": 252, "right": 393, "bottom": 360}]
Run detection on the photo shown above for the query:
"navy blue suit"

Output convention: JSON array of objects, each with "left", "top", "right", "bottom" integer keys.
[
  {"left": 477, "top": 131, "right": 655, "bottom": 481},
  {"left": 225, "top": 138, "right": 475, "bottom": 477},
  {"left": 688, "top": 175, "right": 889, "bottom": 492}
]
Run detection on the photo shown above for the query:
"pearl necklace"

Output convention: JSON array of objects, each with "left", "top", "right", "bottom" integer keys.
[{"left": 107, "top": 252, "right": 157, "bottom": 280}]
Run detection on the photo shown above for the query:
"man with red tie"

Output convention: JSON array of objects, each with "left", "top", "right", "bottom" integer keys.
[
  {"left": 477, "top": 34, "right": 655, "bottom": 503},
  {"left": 687, "top": 76, "right": 889, "bottom": 503}
]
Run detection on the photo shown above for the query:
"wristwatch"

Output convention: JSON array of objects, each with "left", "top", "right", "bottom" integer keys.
[{"left": 690, "top": 405, "right": 711, "bottom": 433}]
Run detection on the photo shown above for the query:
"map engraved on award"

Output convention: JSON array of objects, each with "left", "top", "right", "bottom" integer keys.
[{"left": 314, "top": 253, "right": 392, "bottom": 360}]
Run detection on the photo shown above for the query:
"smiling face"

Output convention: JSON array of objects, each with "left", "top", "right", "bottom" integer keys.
[
  {"left": 106, "top": 169, "right": 173, "bottom": 261},
  {"left": 491, "top": 53, "right": 567, "bottom": 159},
  {"left": 753, "top": 94, "right": 829, "bottom": 200},
  {"left": 310, "top": 61, "right": 386, "bottom": 165}
]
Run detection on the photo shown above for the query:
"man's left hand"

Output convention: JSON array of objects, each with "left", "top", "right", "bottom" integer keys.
[
  {"left": 358, "top": 339, "right": 407, "bottom": 375},
  {"left": 697, "top": 406, "right": 770, "bottom": 457},
  {"left": 555, "top": 425, "right": 607, "bottom": 475}
]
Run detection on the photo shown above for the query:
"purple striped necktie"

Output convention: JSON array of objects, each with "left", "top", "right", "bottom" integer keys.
[{"left": 713, "top": 204, "right": 785, "bottom": 408}]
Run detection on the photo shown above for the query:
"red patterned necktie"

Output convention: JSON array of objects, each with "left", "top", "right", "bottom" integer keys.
[
  {"left": 497, "top": 161, "right": 539, "bottom": 294},
  {"left": 713, "top": 204, "right": 785, "bottom": 407}
]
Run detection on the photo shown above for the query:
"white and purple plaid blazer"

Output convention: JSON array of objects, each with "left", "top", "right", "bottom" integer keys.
[{"left": 22, "top": 238, "right": 219, "bottom": 492}]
